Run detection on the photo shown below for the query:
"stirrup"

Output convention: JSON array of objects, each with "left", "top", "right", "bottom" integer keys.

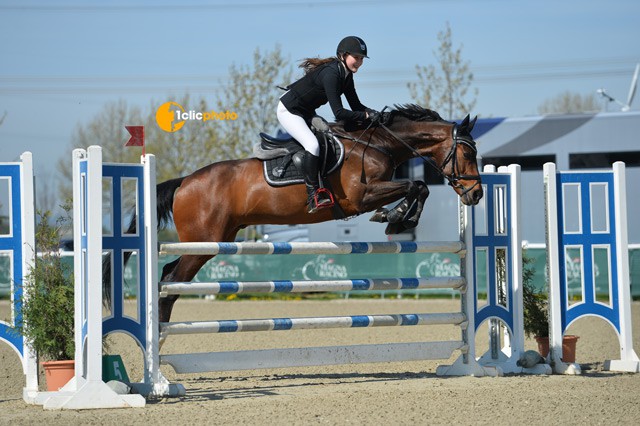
[{"left": 308, "top": 188, "right": 335, "bottom": 213}]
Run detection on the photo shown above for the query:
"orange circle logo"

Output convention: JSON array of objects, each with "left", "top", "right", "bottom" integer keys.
[{"left": 156, "top": 102, "right": 185, "bottom": 132}]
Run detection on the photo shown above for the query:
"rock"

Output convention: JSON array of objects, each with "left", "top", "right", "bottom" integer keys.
[{"left": 516, "top": 350, "right": 545, "bottom": 368}]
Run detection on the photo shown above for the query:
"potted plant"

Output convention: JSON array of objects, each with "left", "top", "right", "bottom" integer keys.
[
  {"left": 16, "top": 208, "right": 75, "bottom": 391},
  {"left": 522, "top": 254, "right": 578, "bottom": 362}
]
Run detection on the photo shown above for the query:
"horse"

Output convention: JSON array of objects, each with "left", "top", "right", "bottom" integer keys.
[{"left": 107, "top": 104, "right": 483, "bottom": 325}]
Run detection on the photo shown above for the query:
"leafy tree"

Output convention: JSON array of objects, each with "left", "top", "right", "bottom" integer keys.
[
  {"left": 57, "top": 46, "right": 292, "bottom": 200},
  {"left": 216, "top": 45, "right": 292, "bottom": 158},
  {"left": 56, "top": 100, "right": 145, "bottom": 201},
  {"left": 537, "top": 91, "right": 600, "bottom": 115},
  {"left": 408, "top": 22, "right": 478, "bottom": 120}
]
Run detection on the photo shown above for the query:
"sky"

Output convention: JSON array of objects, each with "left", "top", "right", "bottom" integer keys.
[{"left": 1, "top": 0, "right": 639, "bottom": 178}]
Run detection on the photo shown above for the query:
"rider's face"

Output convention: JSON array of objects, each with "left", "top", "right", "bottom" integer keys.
[{"left": 344, "top": 54, "right": 364, "bottom": 73}]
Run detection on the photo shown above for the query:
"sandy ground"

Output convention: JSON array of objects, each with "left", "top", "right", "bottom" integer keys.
[{"left": 1, "top": 298, "right": 640, "bottom": 425}]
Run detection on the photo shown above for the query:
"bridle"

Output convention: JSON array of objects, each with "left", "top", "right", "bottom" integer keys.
[
  {"left": 438, "top": 124, "right": 482, "bottom": 196},
  {"left": 377, "top": 120, "right": 482, "bottom": 196},
  {"left": 332, "top": 114, "right": 482, "bottom": 196}
]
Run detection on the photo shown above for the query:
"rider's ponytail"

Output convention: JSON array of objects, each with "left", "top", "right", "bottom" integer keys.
[{"left": 298, "top": 57, "right": 338, "bottom": 74}]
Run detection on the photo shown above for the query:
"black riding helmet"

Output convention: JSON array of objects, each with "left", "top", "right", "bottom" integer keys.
[{"left": 336, "top": 36, "right": 369, "bottom": 58}]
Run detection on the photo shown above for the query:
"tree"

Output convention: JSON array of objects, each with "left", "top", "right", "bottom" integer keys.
[
  {"left": 537, "top": 91, "right": 600, "bottom": 115},
  {"left": 35, "top": 170, "right": 59, "bottom": 215},
  {"left": 216, "top": 45, "right": 293, "bottom": 158},
  {"left": 56, "top": 45, "right": 292, "bottom": 200},
  {"left": 407, "top": 22, "right": 478, "bottom": 120},
  {"left": 56, "top": 100, "right": 146, "bottom": 201}
]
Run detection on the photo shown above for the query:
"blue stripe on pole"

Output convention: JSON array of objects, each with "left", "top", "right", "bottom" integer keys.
[
  {"left": 218, "top": 282, "right": 240, "bottom": 294},
  {"left": 400, "top": 278, "right": 419, "bottom": 289},
  {"left": 272, "top": 318, "right": 293, "bottom": 330},
  {"left": 350, "top": 243, "right": 369, "bottom": 253},
  {"left": 218, "top": 320, "right": 239, "bottom": 332},
  {"left": 399, "top": 242, "right": 418, "bottom": 253},
  {"left": 351, "top": 316, "right": 370, "bottom": 327},
  {"left": 401, "top": 314, "right": 419, "bottom": 325},
  {"left": 351, "top": 279, "right": 371, "bottom": 290},
  {"left": 217, "top": 243, "right": 238, "bottom": 255},
  {"left": 272, "top": 242, "right": 292, "bottom": 254},
  {"left": 273, "top": 280, "right": 294, "bottom": 292}
]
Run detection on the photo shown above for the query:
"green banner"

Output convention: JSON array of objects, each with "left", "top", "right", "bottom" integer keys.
[{"left": 2, "top": 249, "right": 639, "bottom": 298}]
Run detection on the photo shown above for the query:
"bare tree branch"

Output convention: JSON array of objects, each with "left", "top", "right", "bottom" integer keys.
[{"left": 407, "top": 22, "right": 478, "bottom": 120}]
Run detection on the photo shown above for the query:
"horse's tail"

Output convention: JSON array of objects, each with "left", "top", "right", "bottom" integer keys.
[
  {"left": 102, "top": 176, "right": 186, "bottom": 308},
  {"left": 157, "top": 176, "right": 186, "bottom": 230}
]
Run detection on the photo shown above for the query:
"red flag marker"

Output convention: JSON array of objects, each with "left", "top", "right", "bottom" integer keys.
[{"left": 125, "top": 125, "right": 145, "bottom": 156}]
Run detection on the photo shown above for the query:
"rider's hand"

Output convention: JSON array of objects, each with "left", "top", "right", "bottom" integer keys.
[{"left": 367, "top": 110, "right": 382, "bottom": 123}]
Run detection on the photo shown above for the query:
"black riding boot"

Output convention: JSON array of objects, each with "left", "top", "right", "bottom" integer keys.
[{"left": 302, "top": 152, "right": 333, "bottom": 213}]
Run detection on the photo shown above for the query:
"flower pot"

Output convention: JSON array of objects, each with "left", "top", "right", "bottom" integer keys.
[
  {"left": 535, "top": 335, "right": 580, "bottom": 363},
  {"left": 42, "top": 360, "right": 75, "bottom": 391}
]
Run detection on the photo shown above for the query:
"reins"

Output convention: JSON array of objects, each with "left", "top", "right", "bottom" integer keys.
[
  {"left": 333, "top": 113, "right": 482, "bottom": 195},
  {"left": 334, "top": 120, "right": 394, "bottom": 165}
]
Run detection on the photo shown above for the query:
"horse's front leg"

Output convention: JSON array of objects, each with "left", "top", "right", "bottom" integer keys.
[
  {"left": 369, "top": 207, "right": 390, "bottom": 223},
  {"left": 401, "top": 180, "right": 429, "bottom": 229},
  {"left": 361, "top": 180, "right": 413, "bottom": 223},
  {"left": 382, "top": 182, "right": 429, "bottom": 234},
  {"left": 385, "top": 180, "right": 427, "bottom": 224}
]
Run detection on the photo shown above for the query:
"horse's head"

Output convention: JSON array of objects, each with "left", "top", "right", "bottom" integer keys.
[{"left": 384, "top": 104, "right": 483, "bottom": 206}]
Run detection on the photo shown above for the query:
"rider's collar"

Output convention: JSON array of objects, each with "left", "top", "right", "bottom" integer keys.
[{"left": 338, "top": 59, "right": 350, "bottom": 80}]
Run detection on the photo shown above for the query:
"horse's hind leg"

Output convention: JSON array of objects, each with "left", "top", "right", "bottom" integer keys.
[
  {"left": 159, "top": 254, "right": 213, "bottom": 323},
  {"left": 157, "top": 254, "right": 213, "bottom": 348}
]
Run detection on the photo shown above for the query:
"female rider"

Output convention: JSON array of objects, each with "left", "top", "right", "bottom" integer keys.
[{"left": 278, "top": 36, "right": 381, "bottom": 213}]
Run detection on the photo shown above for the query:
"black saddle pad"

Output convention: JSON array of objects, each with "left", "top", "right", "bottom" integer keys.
[{"left": 263, "top": 136, "right": 344, "bottom": 187}]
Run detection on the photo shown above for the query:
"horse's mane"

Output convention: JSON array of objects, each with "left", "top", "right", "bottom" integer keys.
[
  {"left": 390, "top": 104, "right": 443, "bottom": 122},
  {"left": 330, "top": 103, "right": 444, "bottom": 133}
]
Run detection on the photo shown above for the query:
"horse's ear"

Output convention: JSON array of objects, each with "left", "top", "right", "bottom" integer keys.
[
  {"left": 460, "top": 114, "right": 470, "bottom": 130},
  {"left": 468, "top": 115, "right": 478, "bottom": 132}
]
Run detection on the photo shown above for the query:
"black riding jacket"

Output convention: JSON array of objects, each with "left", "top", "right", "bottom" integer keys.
[{"left": 280, "top": 60, "right": 368, "bottom": 122}]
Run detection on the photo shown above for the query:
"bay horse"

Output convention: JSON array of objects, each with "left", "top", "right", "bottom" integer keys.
[{"left": 110, "top": 104, "right": 483, "bottom": 324}]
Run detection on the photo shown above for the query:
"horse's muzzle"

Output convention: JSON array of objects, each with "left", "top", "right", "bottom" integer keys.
[{"left": 461, "top": 185, "right": 483, "bottom": 206}]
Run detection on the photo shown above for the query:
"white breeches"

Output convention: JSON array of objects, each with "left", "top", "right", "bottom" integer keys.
[{"left": 277, "top": 101, "right": 319, "bottom": 156}]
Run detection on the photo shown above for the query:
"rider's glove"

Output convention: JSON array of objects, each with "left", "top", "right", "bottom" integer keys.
[{"left": 367, "top": 110, "right": 382, "bottom": 123}]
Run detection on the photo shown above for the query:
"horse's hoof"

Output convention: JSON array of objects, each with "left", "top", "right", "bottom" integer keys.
[
  {"left": 385, "top": 222, "right": 405, "bottom": 235},
  {"left": 403, "top": 219, "right": 418, "bottom": 230},
  {"left": 369, "top": 210, "right": 388, "bottom": 223},
  {"left": 386, "top": 209, "right": 404, "bottom": 224}
]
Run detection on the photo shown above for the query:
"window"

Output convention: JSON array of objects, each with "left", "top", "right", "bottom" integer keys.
[{"left": 569, "top": 151, "right": 640, "bottom": 169}]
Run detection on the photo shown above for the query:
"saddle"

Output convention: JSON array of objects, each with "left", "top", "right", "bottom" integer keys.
[{"left": 253, "top": 117, "right": 345, "bottom": 187}]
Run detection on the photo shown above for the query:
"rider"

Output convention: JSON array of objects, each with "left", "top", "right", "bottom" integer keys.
[{"left": 278, "top": 36, "right": 381, "bottom": 213}]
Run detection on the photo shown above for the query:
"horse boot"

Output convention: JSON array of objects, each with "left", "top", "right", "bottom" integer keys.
[{"left": 302, "top": 151, "right": 333, "bottom": 213}]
